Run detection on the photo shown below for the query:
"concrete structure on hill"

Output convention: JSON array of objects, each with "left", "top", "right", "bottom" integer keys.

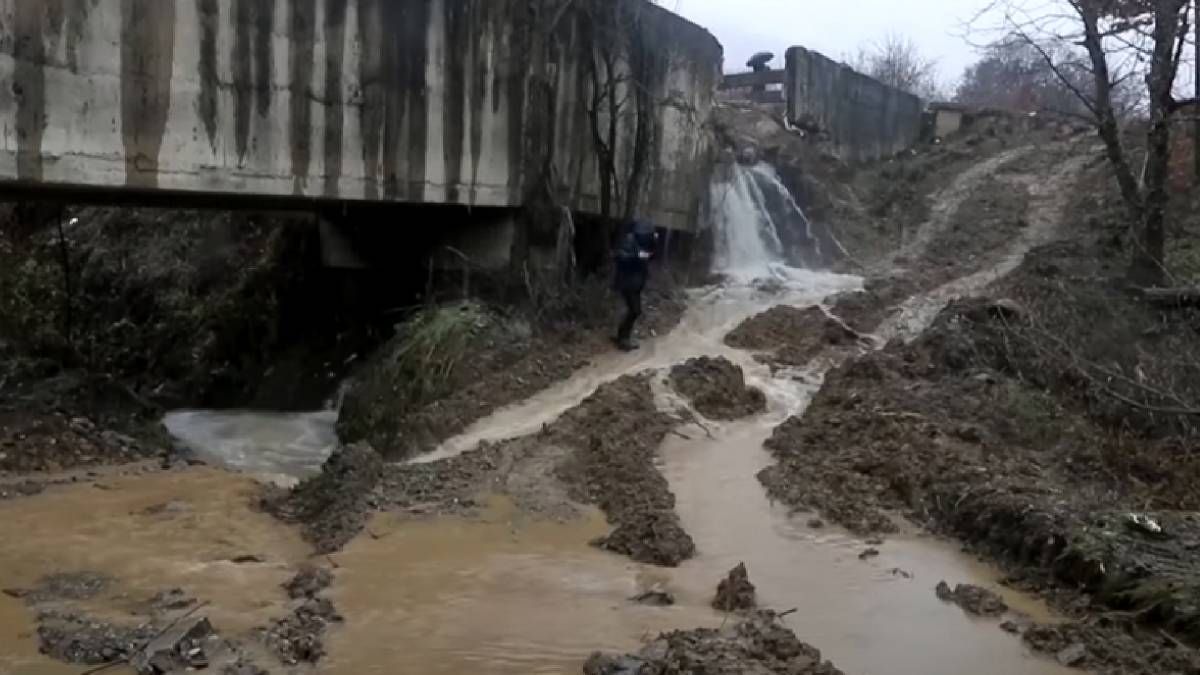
[
  {"left": 785, "top": 47, "right": 923, "bottom": 162},
  {"left": 0, "top": 0, "right": 721, "bottom": 232}
]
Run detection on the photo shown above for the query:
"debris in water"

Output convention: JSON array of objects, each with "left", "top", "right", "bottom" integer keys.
[
  {"left": 1056, "top": 643, "right": 1088, "bottom": 667},
  {"left": 1124, "top": 513, "right": 1166, "bottom": 538},
  {"left": 713, "top": 563, "right": 757, "bottom": 611},
  {"left": 858, "top": 548, "right": 880, "bottom": 560},
  {"left": 669, "top": 356, "right": 766, "bottom": 420},
  {"left": 935, "top": 581, "right": 1008, "bottom": 616},
  {"left": 583, "top": 611, "right": 844, "bottom": 674},
  {"left": 631, "top": 590, "right": 676, "bottom": 607},
  {"left": 283, "top": 566, "right": 333, "bottom": 600}
]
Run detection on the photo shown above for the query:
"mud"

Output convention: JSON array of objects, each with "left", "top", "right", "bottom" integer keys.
[
  {"left": 757, "top": 144, "right": 1200, "bottom": 674},
  {"left": 261, "top": 443, "right": 382, "bottom": 553},
  {"left": 936, "top": 582, "right": 1008, "bottom": 617},
  {"left": 669, "top": 357, "right": 765, "bottom": 420},
  {"left": 584, "top": 611, "right": 844, "bottom": 675},
  {"left": 712, "top": 563, "right": 757, "bottom": 611},
  {"left": 725, "top": 305, "right": 867, "bottom": 369},
  {"left": 338, "top": 284, "right": 686, "bottom": 460},
  {"left": 1021, "top": 621, "right": 1200, "bottom": 673}
]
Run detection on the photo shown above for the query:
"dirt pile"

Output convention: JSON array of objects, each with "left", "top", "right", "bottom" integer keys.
[
  {"left": 262, "top": 592, "right": 342, "bottom": 666},
  {"left": 934, "top": 582, "right": 1007, "bottom": 616},
  {"left": 338, "top": 284, "right": 685, "bottom": 460},
  {"left": 1020, "top": 621, "right": 1200, "bottom": 673},
  {"left": 262, "top": 443, "right": 383, "bottom": 553},
  {"left": 669, "top": 357, "right": 765, "bottom": 420},
  {"left": 554, "top": 376, "right": 694, "bottom": 566},
  {"left": 725, "top": 305, "right": 865, "bottom": 369},
  {"left": 713, "top": 563, "right": 757, "bottom": 611},
  {"left": 583, "top": 611, "right": 843, "bottom": 675}
]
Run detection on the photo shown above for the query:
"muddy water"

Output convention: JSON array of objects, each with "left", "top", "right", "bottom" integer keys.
[
  {"left": 0, "top": 469, "right": 310, "bottom": 675},
  {"left": 163, "top": 409, "right": 338, "bottom": 485},
  {"left": 318, "top": 272, "right": 1075, "bottom": 675}
]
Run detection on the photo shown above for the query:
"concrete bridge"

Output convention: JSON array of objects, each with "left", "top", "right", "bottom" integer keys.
[{"left": 0, "top": 0, "right": 721, "bottom": 231}]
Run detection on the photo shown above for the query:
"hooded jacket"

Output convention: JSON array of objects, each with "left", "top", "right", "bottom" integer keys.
[{"left": 613, "top": 221, "right": 657, "bottom": 292}]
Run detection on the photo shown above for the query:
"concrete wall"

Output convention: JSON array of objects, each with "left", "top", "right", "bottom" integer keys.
[
  {"left": 785, "top": 46, "right": 922, "bottom": 162},
  {"left": 0, "top": 0, "right": 721, "bottom": 231}
]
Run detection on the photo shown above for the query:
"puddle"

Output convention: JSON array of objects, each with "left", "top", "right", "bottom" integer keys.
[{"left": 0, "top": 468, "right": 310, "bottom": 675}]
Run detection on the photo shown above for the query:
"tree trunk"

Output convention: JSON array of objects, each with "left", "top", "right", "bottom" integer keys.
[
  {"left": 1129, "top": 0, "right": 1188, "bottom": 287},
  {"left": 1076, "top": 3, "right": 1143, "bottom": 214}
]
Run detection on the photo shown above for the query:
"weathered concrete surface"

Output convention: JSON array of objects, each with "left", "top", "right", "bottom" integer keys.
[
  {"left": 0, "top": 0, "right": 721, "bottom": 231},
  {"left": 785, "top": 46, "right": 922, "bottom": 162}
]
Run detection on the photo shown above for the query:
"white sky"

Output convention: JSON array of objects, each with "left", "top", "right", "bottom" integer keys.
[{"left": 671, "top": 0, "right": 999, "bottom": 88}]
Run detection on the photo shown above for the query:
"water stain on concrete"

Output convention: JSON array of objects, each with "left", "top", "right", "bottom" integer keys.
[
  {"left": 120, "top": 0, "right": 176, "bottom": 189},
  {"left": 321, "top": 0, "right": 349, "bottom": 197},
  {"left": 289, "top": 0, "right": 317, "bottom": 194},
  {"left": 13, "top": 0, "right": 46, "bottom": 182},
  {"left": 196, "top": 0, "right": 220, "bottom": 152}
]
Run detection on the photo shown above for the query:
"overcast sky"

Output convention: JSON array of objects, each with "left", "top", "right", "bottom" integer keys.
[{"left": 671, "top": 0, "right": 998, "bottom": 89}]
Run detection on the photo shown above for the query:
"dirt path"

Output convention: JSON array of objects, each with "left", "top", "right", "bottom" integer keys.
[{"left": 877, "top": 146, "right": 1094, "bottom": 341}]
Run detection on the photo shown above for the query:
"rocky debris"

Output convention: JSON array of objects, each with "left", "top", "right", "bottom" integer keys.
[
  {"left": 283, "top": 566, "right": 333, "bottom": 600},
  {"left": 668, "top": 357, "right": 766, "bottom": 420},
  {"left": 1022, "top": 621, "right": 1200, "bottom": 674},
  {"left": 9, "top": 571, "right": 112, "bottom": 604},
  {"left": 263, "top": 597, "right": 342, "bottom": 665},
  {"left": 0, "top": 479, "right": 46, "bottom": 499},
  {"left": 0, "top": 410, "right": 160, "bottom": 473},
  {"left": 129, "top": 616, "right": 227, "bottom": 674},
  {"left": 261, "top": 443, "right": 382, "bottom": 553},
  {"left": 935, "top": 582, "right": 1008, "bottom": 616},
  {"left": 37, "top": 610, "right": 155, "bottom": 665},
  {"left": 713, "top": 563, "right": 757, "bottom": 611},
  {"left": 260, "top": 568, "right": 342, "bottom": 666},
  {"left": 592, "top": 510, "right": 696, "bottom": 567},
  {"left": 583, "top": 611, "right": 843, "bottom": 675},
  {"left": 726, "top": 305, "right": 865, "bottom": 369}
]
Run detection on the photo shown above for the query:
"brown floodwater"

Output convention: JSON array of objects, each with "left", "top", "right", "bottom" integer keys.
[
  {"left": 0, "top": 468, "right": 310, "bottom": 675},
  {"left": 3, "top": 258, "right": 1080, "bottom": 674}
]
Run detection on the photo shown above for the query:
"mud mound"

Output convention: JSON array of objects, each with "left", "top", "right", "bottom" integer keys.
[
  {"left": 826, "top": 276, "right": 919, "bottom": 334},
  {"left": 713, "top": 563, "right": 757, "bottom": 611},
  {"left": 555, "top": 375, "right": 695, "bottom": 567},
  {"left": 726, "top": 305, "right": 864, "bottom": 369},
  {"left": 340, "top": 285, "right": 686, "bottom": 461},
  {"left": 669, "top": 357, "right": 765, "bottom": 420},
  {"left": 935, "top": 582, "right": 1007, "bottom": 616},
  {"left": 262, "top": 444, "right": 382, "bottom": 553},
  {"left": 593, "top": 510, "right": 696, "bottom": 567},
  {"left": 584, "top": 611, "right": 843, "bottom": 675},
  {"left": 1021, "top": 621, "right": 1200, "bottom": 674}
]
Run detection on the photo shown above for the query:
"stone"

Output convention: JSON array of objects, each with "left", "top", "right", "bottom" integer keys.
[
  {"left": 1056, "top": 643, "right": 1088, "bottom": 667},
  {"left": 712, "top": 563, "right": 756, "bottom": 611}
]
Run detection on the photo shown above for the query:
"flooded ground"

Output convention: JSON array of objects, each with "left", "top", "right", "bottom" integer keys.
[
  {"left": 0, "top": 469, "right": 309, "bottom": 675},
  {"left": 0, "top": 143, "right": 1091, "bottom": 674}
]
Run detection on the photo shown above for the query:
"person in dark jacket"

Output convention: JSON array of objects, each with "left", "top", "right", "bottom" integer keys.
[{"left": 613, "top": 220, "right": 659, "bottom": 351}]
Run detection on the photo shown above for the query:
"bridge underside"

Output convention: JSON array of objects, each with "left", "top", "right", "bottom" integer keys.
[{"left": 0, "top": 0, "right": 722, "bottom": 231}]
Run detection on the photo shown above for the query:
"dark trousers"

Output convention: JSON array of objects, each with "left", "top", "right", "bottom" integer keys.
[{"left": 617, "top": 288, "right": 643, "bottom": 343}]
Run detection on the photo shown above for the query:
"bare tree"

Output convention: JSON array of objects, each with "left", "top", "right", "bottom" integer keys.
[
  {"left": 971, "top": 0, "right": 1193, "bottom": 287},
  {"left": 849, "top": 33, "right": 944, "bottom": 100}
]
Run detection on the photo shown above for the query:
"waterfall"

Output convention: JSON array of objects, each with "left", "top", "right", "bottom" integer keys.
[{"left": 710, "top": 162, "right": 819, "bottom": 281}]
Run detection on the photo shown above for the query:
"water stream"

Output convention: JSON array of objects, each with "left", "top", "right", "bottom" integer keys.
[{"left": 138, "top": 159, "right": 1077, "bottom": 673}]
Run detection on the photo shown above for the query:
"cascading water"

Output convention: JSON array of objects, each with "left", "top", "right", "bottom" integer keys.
[{"left": 710, "top": 162, "right": 819, "bottom": 280}]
